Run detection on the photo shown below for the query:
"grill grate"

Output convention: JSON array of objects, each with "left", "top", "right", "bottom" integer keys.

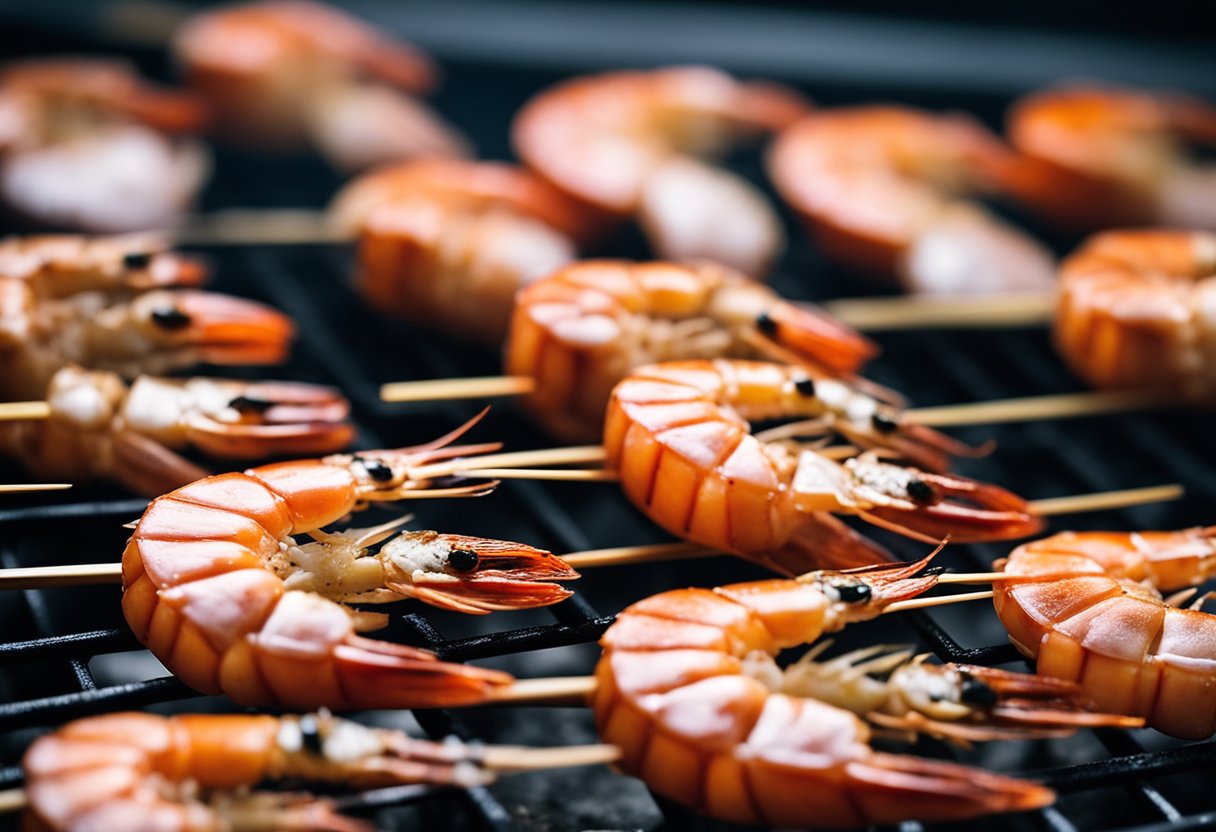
[{"left": 2, "top": 4, "right": 1216, "bottom": 830}]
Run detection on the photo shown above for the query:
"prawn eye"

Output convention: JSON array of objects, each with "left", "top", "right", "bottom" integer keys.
[
  {"left": 906, "top": 478, "right": 937, "bottom": 503},
  {"left": 229, "top": 395, "right": 274, "bottom": 414},
  {"left": 151, "top": 306, "right": 192, "bottom": 330},
  {"left": 755, "top": 311, "right": 778, "bottom": 336},
  {"left": 299, "top": 713, "right": 325, "bottom": 754},
  {"left": 834, "top": 582, "right": 872, "bottom": 603},
  {"left": 870, "top": 412, "right": 899, "bottom": 433},
  {"left": 960, "top": 678, "right": 999, "bottom": 708},
  {"left": 123, "top": 251, "right": 152, "bottom": 269},
  {"left": 448, "top": 548, "right": 480, "bottom": 572},
  {"left": 361, "top": 458, "right": 394, "bottom": 483},
  {"left": 793, "top": 376, "right": 816, "bottom": 397}
]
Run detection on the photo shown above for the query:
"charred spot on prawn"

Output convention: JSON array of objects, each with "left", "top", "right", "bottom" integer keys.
[
  {"left": 299, "top": 712, "right": 325, "bottom": 755},
  {"left": 448, "top": 547, "right": 480, "bottom": 572},
  {"left": 150, "top": 305, "right": 194, "bottom": 330},
  {"left": 122, "top": 250, "right": 153, "bottom": 269}
]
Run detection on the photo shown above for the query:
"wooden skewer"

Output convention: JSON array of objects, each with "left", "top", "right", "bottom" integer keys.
[
  {"left": 907, "top": 390, "right": 1175, "bottom": 428},
  {"left": 173, "top": 209, "right": 349, "bottom": 246},
  {"left": 382, "top": 376, "right": 537, "bottom": 403},
  {"left": 885, "top": 589, "right": 995, "bottom": 610},
  {"left": 0, "top": 788, "right": 25, "bottom": 814},
  {"left": 0, "top": 483, "right": 71, "bottom": 494},
  {"left": 0, "top": 401, "right": 51, "bottom": 421},
  {"left": 409, "top": 446, "right": 606, "bottom": 481},
  {"left": 822, "top": 293, "right": 1055, "bottom": 331},
  {"left": 934, "top": 571, "right": 1017, "bottom": 584},
  {"left": 457, "top": 467, "right": 619, "bottom": 482},
  {"left": 0, "top": 483, "right": 1179, "bottom": 590}
]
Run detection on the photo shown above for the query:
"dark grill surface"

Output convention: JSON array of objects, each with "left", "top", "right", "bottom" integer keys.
[{"left": 2, "top": 3, "right": 1216, "bottom": 830}]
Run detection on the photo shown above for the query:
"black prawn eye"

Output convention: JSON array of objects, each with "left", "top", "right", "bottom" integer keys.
[
  {"left": 906, "top": 478, "right": 937, "bottom": 503},
  {"left": 870, "top": 412, "right": 899, "bottom": 433},
  {"left": 834, "top": 582, "right": 872, "bottom": 603},
  {"left": 299, "top": 713, "right": 324, "bottom": 754},
  {"left": 123, "top": 251, "right": 153, "bottom": 269},
  {"left": 793, "top": 376, "right": 816, "bottom": 397},
  {"left": 229, "top": 395, "right": 274, "bottom": 414},
  {"left": 448, "top": 548, "right": 480, "bottom": 572},
  {"left": 960, "top": 678, "right": 999, "bottom": 708},
  {"left": 150, "top": 306, "right": 192, "bottom": 330},
  {"left": 361, "top": 458, "right": 394, "bottom": 483},
  {"left": 755, "top": 311, "right": 778, "bottom": 335}
]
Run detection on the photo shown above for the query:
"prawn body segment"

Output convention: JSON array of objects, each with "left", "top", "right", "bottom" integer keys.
[
  {"left": 768, "top": 106, "right": 1055, "bottom": 295},
  {"left": 994, "top": 527, "right": 1216, "bottom": 738},
  {"left": 121, "top": 418, "right": 576, "bottom": 708},
  {"left": 1008, "top": 85, "right": 1216, "bottom": 231},
  {"left": 506, "top": 261, "right": 876, "bottom": 443},
  {"left": 1054, "top": 229, "right": 1216, "bottom": 400},
  {"left": 603, "top": 359, "right": 1039, "bottom": 573},
  {"left": 24, "top": 711, "right": 517, "bottom": 831},
  {"left": 513, "top": 66, "right": 810, "bottom": 275},
  {"left": 593, "top": 559, "right": 1128, "bottom": 827}
]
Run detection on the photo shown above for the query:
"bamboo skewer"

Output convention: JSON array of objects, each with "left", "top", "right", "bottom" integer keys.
[
  {"left": 0, "top": 402, "right": 51, "bottom": 421},
  {"left": 409, "top": 446, "right": 606, "bottom": 481},
  {"left": 821, "top": 293, "right": 1055, "bottom": 331},
  {"left": 0, "top": 482, "right": 1181, "bottom": 590},
  {"left": 0, "top": 483, "right": 71, "bottom": 494},
  {"left": 382, "top": 376, "right": 537, "bottom": 403}
]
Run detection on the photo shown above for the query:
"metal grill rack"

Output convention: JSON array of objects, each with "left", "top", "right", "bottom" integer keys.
[{"left": 2, "top": 2, "right": 1216, "bottom": 830}]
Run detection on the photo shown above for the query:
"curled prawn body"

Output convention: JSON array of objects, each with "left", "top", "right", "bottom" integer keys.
[
  {"left": 1008, "top": 85, "right": 1216, "bottom": 232},
  {"left": 176, "top": 0, "right": 468, "bottom": 171},
  {"left": 594, "top": 558, "right": 1134, "bottom": 828},
  {"left": 994, "top": 527, "right": 1216, "bottom": 739},
  {"left": 0, "top": 233, "right": 206, "bottom": 300},
  {"left": 122, "top": 416, "right": 577, "bottom": 708},
  {"left": 507, "top": 261, "right": 879, "bottom": 443},
  {"left": 0, "top": 365, "right": 354, "bottom": 496},
  {"left": 331, "top": 159, "right": 588, "bottom": 343},
  {"left": 0, "top": 58, "right": 209, "bottom": 232},
  {"left": 0, "top": 276, "right": 296, "bottom": 400},
  {"left": 513, "top": 66, "right": 810, "bottom": 275},
  {"left": 24, "top": 711, "right": 518, "bottom": 831},
  {"left": 1054, "top": 229, "right": 1216, "bottom": 399},
  {"left": 604, "top": 359, "right": 1040, "bottom": 574},
  {"left": 768, "top": 106, "right": 1055, "bottom": 295}
]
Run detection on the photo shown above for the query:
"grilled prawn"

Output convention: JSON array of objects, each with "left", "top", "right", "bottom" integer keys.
[
  {"left": 24, "top": 710, "right": 606, "bottom": 831},
  {"left": 994, "top": 527, "right": 1216, "bottom": 739},
  {"left": 1054, "top": 229, "right": 1216, "bottom": 400},
  {"left": 176, "top": 0, "right": 468, "bottom": 171},
  {"left": 0, "top": 58, "right": 208, "bottom": 231},
  {"left": 594, "top": 558, "right": 1138, "bottom": 828},
  {"left": 1008, "top": 85, "right": 1216, "bottom": 232},
  {"left": 768, "top": 105, "right": 1055, "bottom": 294},
  {"left": 1, "top": 278, "right": 294, "bottom": 400},
  {"left": 506, "top": 260, "right": 882, "bottom": 443},
  {"left": 122, "top": 415, "right": 577, "bottom": 708},
  {"left": 332, "top": 159, "right": 587, "bottom": 342},
  {"left": 0, "top": 365, "right": 353, "bottom": 496},
  {"left": 514, "top": 66, "right": 810, "bottom": 275},
  {"left": 605, "top": 359, "right": 1040, "bottom": 574}
]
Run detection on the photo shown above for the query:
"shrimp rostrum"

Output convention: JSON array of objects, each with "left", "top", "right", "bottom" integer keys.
[
  {"left": 605, "top": 359, "right": 1038, "bottom": 575},
  {"left": 594, "top": 558, "right": 1139, "bottom": 828},
  {"left": 994, "top": 526, "right": 1216, "bottom": 739},
  {"left": 0, "top": 365, "right": 354, "bottom": 497},
  {"left": 25, "top": 710, "right": 611, "bottom": 831},
  {"left": 122, "top": 414, "right": 578, "bottom": 709}
]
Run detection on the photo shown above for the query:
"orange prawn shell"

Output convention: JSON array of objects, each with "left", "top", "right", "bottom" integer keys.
[
  {"left": 1053, "top": 229, "right": 1216, "bottom": 398},
  {"left": 121, "top": 460, "right": 509, "bottom": 710},
  {"left": 768, "top": 106, "right": 1017, "bottom": 282},
  {"left": 993, "top": 529, "right": 1216, "bottom": 739},
  {"left": 595, "top": 580, "right": 1054, "bottom": 827},
  {"left": 23, "top": 712, "right": 280, "bottom": 831},
  {"left": 513, "top": 66, "right": 810, "bottom": 216}
]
